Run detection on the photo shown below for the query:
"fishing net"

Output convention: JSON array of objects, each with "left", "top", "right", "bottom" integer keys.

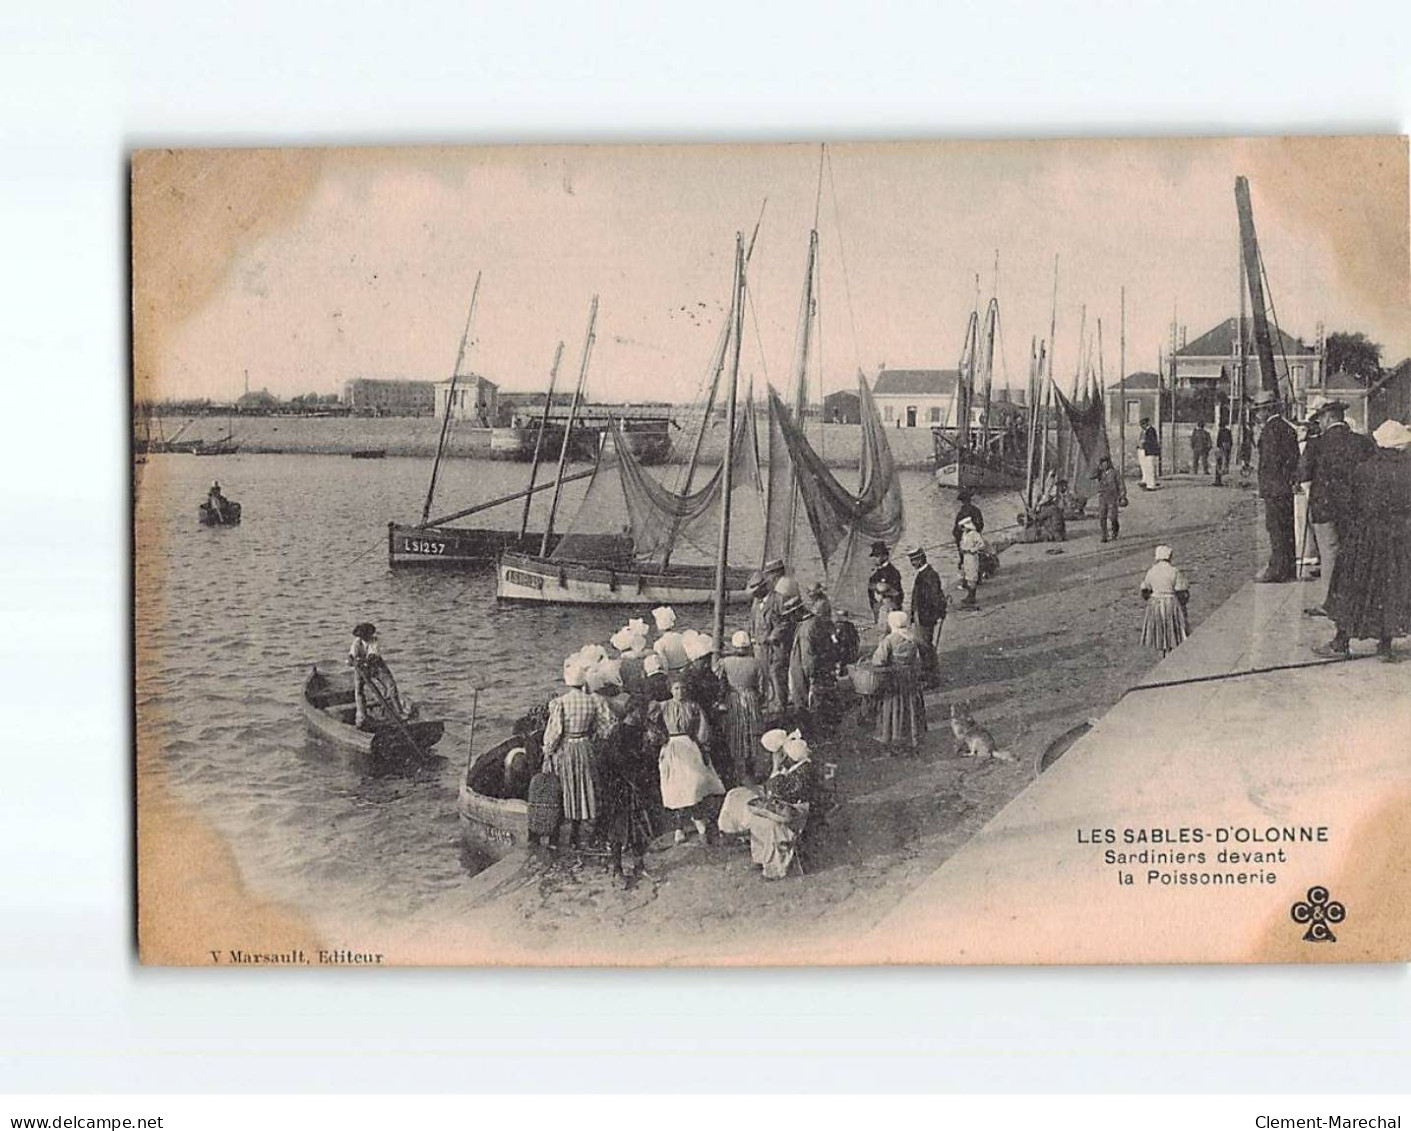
[
  {"left": 1052, "top": 374, "right": 1111, "bottom": 498},
  {"left": 550, "top": 414, "right": 763, "bottom": 567},
  {"left": 767, "top": 375, "right": 906, "bottom": 616}
]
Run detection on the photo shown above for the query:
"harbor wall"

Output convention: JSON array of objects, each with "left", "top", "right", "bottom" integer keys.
[{"left": 148, "top": 416, "right": 941, "bottom": 470}]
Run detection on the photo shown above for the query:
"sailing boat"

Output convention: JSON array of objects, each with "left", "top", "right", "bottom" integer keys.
[
  {"left": 495, "top": 259, "right": 760, "bottom": 606},
  {"left": 932, "top": 295, "right": 1026, "bottom": 489},
  {"left": 387, "top": 277, "right": 632, "bottom": 568}
]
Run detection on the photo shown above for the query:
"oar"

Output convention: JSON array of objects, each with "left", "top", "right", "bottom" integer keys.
[{"left": 354, "top": 659, "right": 431, "bottom": 760}]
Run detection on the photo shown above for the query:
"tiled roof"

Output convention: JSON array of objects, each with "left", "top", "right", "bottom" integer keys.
[
  {"left": 1105, "top": 371, "right": 1162, "bottom": 391},
  {"left": 1176, "top": 317, "right": 1315, "bottom": 358},
  {"left": 872, "top": 368, "right": 959, "bottom": 396}
]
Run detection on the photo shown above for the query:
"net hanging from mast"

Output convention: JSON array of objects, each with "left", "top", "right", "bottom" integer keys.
[
  {"left": 1051, "top": 369, "right": 1111, "bottom": 495},
  {"left": 766, "top": 374, "right": 905, "bottom": 616}
]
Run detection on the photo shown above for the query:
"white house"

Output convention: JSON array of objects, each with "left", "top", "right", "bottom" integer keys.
[
  {"left": 434, "top": 374, "right": 498, "bottom": 425},
  {"left": 871, "top": 368, "right": 960, "bottom": 427}
]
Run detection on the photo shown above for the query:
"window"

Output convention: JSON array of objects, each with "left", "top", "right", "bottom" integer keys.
[
  {"left": 929, "top": 405, "right": 942, "bottom": 423},
  {"left": 882, "top": 405, "right": 894, "bottom": 421},
  {"left": 1126, "top": 399, "right": 1142, "bottom": 425}
]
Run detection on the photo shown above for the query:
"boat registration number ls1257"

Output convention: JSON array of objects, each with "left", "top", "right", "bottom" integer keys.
[{"left": 402, "top": 539, "right": 446, "bottom": 555}]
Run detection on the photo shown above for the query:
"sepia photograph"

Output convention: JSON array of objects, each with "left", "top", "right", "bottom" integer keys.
[{"left": 131, "top": 135, "right": 1411, "bottom": 967}]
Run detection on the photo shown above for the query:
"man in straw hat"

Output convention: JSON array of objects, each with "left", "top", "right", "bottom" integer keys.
[
  {"left": 1251, "top": 389, "right": 1301, "bottom": 583},
  {"left": 1313, "top": 418, "right": 1411, "bottom": 662},
  {"left": 746, "top": 570, "right": 780, "bottom": 711},
  {"left": 1137, "top": 417, "right": 1162, "bottom": 490},
  {"left": 1299, "top": 399, "right": 1377, "bottom": 617}
]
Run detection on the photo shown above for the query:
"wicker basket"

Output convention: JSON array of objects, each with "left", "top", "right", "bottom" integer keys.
[{"left": 848, "top": 662, "right": 893, "bottom": 696}]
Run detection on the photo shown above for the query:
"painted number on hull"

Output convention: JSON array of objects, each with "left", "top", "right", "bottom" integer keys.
[
  {"left": 403, "top": 539, "right": 446, "bottom": 555},
  {"left": 504, "top": 568, "right": 544, "bottom": 590}
]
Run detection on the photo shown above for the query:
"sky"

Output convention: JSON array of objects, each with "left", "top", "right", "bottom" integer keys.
[{"left": 132, "top": 136, "right": 1410, "bottom": 404}]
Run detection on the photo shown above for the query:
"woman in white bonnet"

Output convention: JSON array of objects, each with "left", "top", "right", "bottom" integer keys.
[
  {"left": 747, "top": 731, "right": 824, "bottom": 879},
  {"left": 715, "top": 629, "right": 766, "bottom": 785},
  {"left": 1139, "top": 545, "right": 1190, "bottom": 656},
  {"left": 871, "top": 609, "right": 927, "bottom": 752}
]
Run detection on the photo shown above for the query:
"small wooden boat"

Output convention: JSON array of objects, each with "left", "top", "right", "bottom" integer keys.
[
  {"left": 301, "top": 663, "right": 445, "bottom": 758},
  {"left": 497, "top": 549, "right": 753, "bottom": 606},
  {"left": 198, "top": 499, "right": 242, "bottom": 525},
  {"left": 457, "top": 735, "right": 538, "bottom": 859},
  {"left": 388, "top": 522, "right": 632, "bottom": 568},
  {"left": 350, "top": 449, "right": 387, "bottom": 460}
]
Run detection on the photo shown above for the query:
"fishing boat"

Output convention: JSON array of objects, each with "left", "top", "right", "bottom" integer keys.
[
  {"left": 350, "top": 448, "right": 386, "bottom": 460},
  {"left": 193, "top": 421, "right": 240, "bottom": 457},
  {"left": 389, "top": 523, "right": 630, "bottom": 568},
  {"left": 388, "top": 275, "right": 616, "bottom": 569},
  {"left": 300, "top": 663, "right": 445, "bottom": 758},
  {"left": 498, "top": 551, "right": 752, "bottom": 605},
  {"left": 457, "top": 735, "right": 536, "bottom": 859},
  {"left": 489, "top": 414, "right": 672, "bottom": 464},
  {"left": 198, "top": 499, "right": 241, "bottom": 525},
  {"left": 932, "top": 297, "right": 1027, "bottom": 490}
]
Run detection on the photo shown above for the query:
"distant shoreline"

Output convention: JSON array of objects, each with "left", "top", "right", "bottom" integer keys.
[{"left": 143, "top": 415, "right": 940, "bottom": 471}]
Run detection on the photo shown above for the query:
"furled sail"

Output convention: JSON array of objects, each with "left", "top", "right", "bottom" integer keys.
[{"left": 766, "top": 374, "right": 905, "bottom": 615}]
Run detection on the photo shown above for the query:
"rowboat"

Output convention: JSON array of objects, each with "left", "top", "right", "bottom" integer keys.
[
  {"left": 198, "top": 500, "right": 241, "bottom": 525},
  {"left": 388, "top": 522, "right": 632, "bottom": 568},
  {"left": 497, "top": 550, "right": 753, "bottom": 606},
  {"left": 458, "top": 735, "right": 536, "bottom": 858},
  {"left": 300, "top": 663, "right": 445, "bottom": 758}
]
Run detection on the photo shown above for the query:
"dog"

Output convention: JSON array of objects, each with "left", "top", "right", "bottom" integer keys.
[{"left": 949, "top": 703, "right": 1013, "bottom": 762}]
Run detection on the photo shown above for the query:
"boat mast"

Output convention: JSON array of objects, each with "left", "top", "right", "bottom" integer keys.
[
  {"left": 1118, "top": 287, "right": 1127, "bottom": 481},
  {"left": 1235, "top": 176, "right": 1281, "bottom": 399},
  {"left": 541, "top": 295, "right": 598, "bottom": 557},
  {"left": 785, "top": 226, "right": 819, "bottom": 563},
  {"left": 518, "top": 340, "right": 565, "bottom": 540},
  {"left": 1023, "top": 336, "right": 1039, "bottom": 507},
  {"left": 712, "top": 234, "right": 745, "bottom": 657},
  {"left": 420, "top": 271, "right": 482, "bottom": 526},
  {"left": 980, "top": 297, "right": 998, "bottom": 453}
]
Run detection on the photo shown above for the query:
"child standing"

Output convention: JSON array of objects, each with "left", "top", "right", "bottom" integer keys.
[
  {"left": 957, "top": 516, "right": 987, "bottom": 610},
  {"left": 1140, "top": 545, "right": 1190, "bottom": 656}
]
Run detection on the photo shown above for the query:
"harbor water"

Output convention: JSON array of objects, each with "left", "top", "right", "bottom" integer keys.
[{"left": 134, "top": 451, "right": 998, "bottom": 926}]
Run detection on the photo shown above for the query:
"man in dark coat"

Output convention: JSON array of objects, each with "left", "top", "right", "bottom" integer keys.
[
  {"left": 1214, "top": 421, "right": 1234, "bottom": 485},
  {"left": 1090, "top": 455, "right": 1124, "bottom": 542},
  {"left": 1299, "top": 400, "right": 1377, "bottom": 617},
  {"left": 1252, "top": 389, "right": 1301, "bottom": 582},
  {"left": 1138, "top": 417, "right": 1162, "bottom": 490},
  {"left": 906, "top": 546, "right": 947, "bottom": 663},
  {"left": 867, "top": 540, "right": 903, "bottom": 622},
  {"left": 1190, "top": 421, "right": 1212, "bottom": 475}
]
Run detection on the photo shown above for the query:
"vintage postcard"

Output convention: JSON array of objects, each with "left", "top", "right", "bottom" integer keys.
[{"left": 132, "top": 137, "right": 1411, "bottom": 966}]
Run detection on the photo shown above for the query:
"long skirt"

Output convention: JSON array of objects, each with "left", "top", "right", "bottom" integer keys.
[
  {"left": 658, "top": 735, "right": 726, "bottom": 811},
  {"left": 746, "top": 801, "right": 807, "bottom": 880},
  {"left": 724, "top": 688, "right": 765, "bottom": 783},
  {"left": 874, "top": 663, "right": 926, "bottom": 746},
  {"left": 551, "top": 736, "right": 599, "bottom": 821},
  {"left": 1140, "top": 593, "right": 1188, "bottom": 654},
  {"left": 717, "top": 785, "right": 759, "bottom": 835},
  {"left": 1327, "top": 519, "right": 1411, "bottom": 641}
]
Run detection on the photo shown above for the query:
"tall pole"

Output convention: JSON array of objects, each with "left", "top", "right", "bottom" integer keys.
[
  {"left": 1118, "top": 286, "right": 1126, "bottom": 480},
  {"left": 421, "top": 272, "right": 482, "bottom": 525},
  {"left": 712, "top": 234, "right": 746, "bottom": 657},
  {"left": 1023, "top": 336, "right": 1039, "bottom": 507},
  {"left": 518, "top": 341, "right": 565, "bottom": 539},
  {"left": 541, "top": 295, "right": 597, "bottom": 557}
]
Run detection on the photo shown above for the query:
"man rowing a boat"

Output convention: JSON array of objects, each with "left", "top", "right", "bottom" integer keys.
[
  {"left": 207, "top": 480, "right": 228, "bottom": 522},
  {"left": 347, "top": 622, "right": 415, "bottom": 729}
]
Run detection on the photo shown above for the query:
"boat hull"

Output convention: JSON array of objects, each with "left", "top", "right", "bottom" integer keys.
[
  {"left": 489, "top": 421, "right": 671, "bottom": 464},
  {"left": 497, "top": 550, "right": 753, "bottom": 606},
  {"left": 458, "top": 737, "right": 533, "bottom": 859},
  {"left": 300, "top": 665, "right": 445, "bottom": 758},
  {"left": 388, "top": 523, "right": 633, "bottom": 568},
  {"left": 932, "top": 461, "right": 1023, "bottom": 490},
  {"left": 198, "top": 500, "right": 241, "bottom": 525}
]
